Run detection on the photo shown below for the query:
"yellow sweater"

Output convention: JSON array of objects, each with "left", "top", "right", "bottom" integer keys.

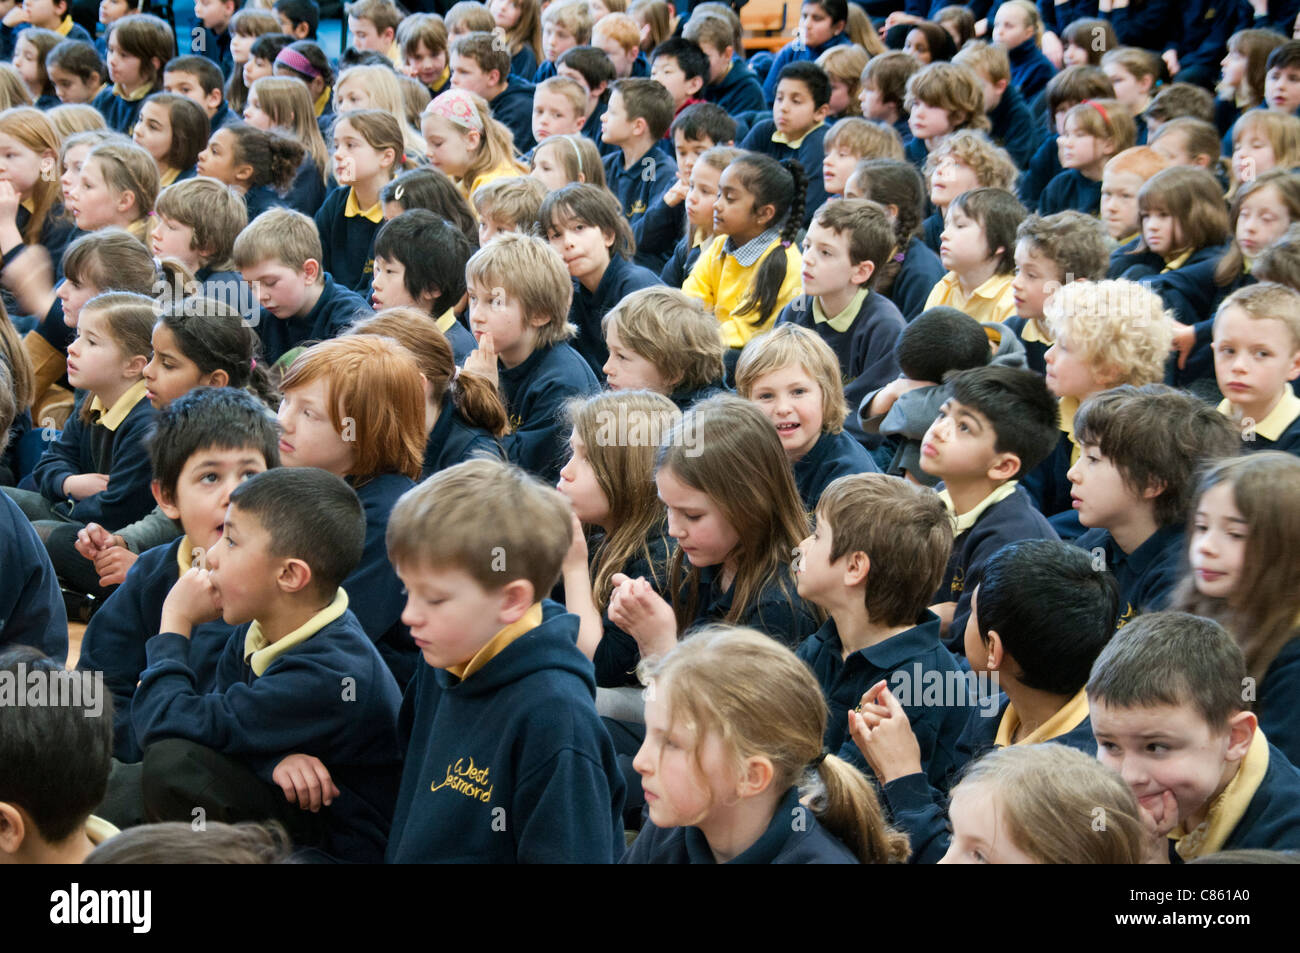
[{"left": 683, "top": 235, "right": 803, "bottom": 349}]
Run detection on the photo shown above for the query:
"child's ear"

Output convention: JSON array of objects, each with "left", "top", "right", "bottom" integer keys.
[
  {"left": 841, "top": 550, "right": 870, "bottom": 588},
  {"left": 737, "top": 753, "right": 774, "bottom": 798},
  {"left": 1139, "top": 477, "right": 1167, "bottom": 503},
  {"left": 152, "top": 479, "right": 181, "bottom": 520},
  {"left": 276, "top": 556, "right": 314, "bottom": 595},
  {"left": 986, "top": 450, "right": 1021, "bottom": 483},
  {"left": 465, "top": 128, "right": 482, "bottom": 153},
  {"left": 0, "top": 802, "right": 26, "bottom": 856},
  {"left": 754, "top": 201, "right": 777, "bottom": 229},
  {"left": 294, "top": 22, "right": 310, "bottom": 39},
  {"left": 234, "top": 160, "right": 255, "bottom": 185},
  {"left": 496, "top": 578, "right": 535, "bottom": 623},
  {"left": 994, "top": 78, "right": 1008, "bottom": 96},
  {"left": 302, "top": 258, "right": 322, "bottom": 284},
  {"left": 813, "top": 101, "right": 832, "bottom": 123},
  {"left": 123, "top": 352, "right": 148, "bottom": 378},
  {"left": 1225, "top": 710, "right": 1257, "bottom": 764},
  {"left": 685, "top": 74, "right": 704, "bottom": 98},
  {"left": 201, "top": 367, "right": 230, "bottom": 388},
  {"left": 381, "top": 146, "right": 398, "bottom": 169},
  {"left": 850, "top": 258, "right": 875, "bottom": 287},
  {"left": 205, "top": 86, "right": 222, "bottom": 113},
  {"left": 116, "top": 188, "right": 137, "bottom": 216},
  {"left": 983, "top": 628, "right": 1004, "bottom": 671}
]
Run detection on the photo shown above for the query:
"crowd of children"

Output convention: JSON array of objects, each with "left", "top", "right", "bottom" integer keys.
[{"left": 3, "top": 0, "right": 1300, "bottom": 866}]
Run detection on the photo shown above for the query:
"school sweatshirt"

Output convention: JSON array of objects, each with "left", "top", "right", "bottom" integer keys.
[
  {"left": 421, "top": 394, "right": 505, "bottom": 480},
  {"left": 348, "top": 473, "right": 418, "bottom": 690},
  {"left": 700, "top": 58, "right": 767, "bottom": 116},
  {"left": 253, "top": 272, "right": 370, "bottom": 365},
  {"left": 498, "top": 341, "right": 601, "bottom": 484},
  {"left": 792, "top": 429, "right": 881, "bottom": 512},
  {"left": 569, "top": 255, "right": 663, "bottom": 377},
  {"left": 0, "top": 491, "right": 67, "bottom": 662}
]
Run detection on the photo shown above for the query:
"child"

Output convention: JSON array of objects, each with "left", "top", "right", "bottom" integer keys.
[
  {"left": 737, "top": 324, "right": 879, "bottom": 512},
  {"left": 1007, "top": 210, "right": 1110, "bottom": 375},
  {"left": 683, "top": 152, "right": 805, "bottom": 355},
  {"left": 918, "top": 365, "right": 1061, "bottom": 643},
  {"left": 493, "top": 0, "right": 542, "bottom": 80},
  {"left": 922, "top": 129, "right": 1019, "bottom": 254},
  {"left": 226, "top": 10, "right": 281, "bottom": 113},
  {"left": 683, "top": 10, "right": 764, "bottom": 115},
  {"left": 397, "top": 12, "right": 451, "bottom": 98},
  {"left": 844, "top": 158, "right": 945, "bottom": 323},
  {"left": 1070, "top": 384, "right": 1240, "bottom": 625},
  {"left": 817, "top": 44, "right": 867, "bottom": 120},
  {"left": 858, "top": 50, "right": 917, "bottom": 147},
  {"left": 778, "top": 198, "right": 905, "bottom": 449},
  {"left": 13, "top": 0, "right": 92, "bottom": 41},
  {"left": 903, "top": 62, "right": 991, "bottom": 172},
  {"left": 384, "top": 457, "right": 625, "bottom": 862},
  {"left": 369, "top": 209, "right": 477, "bottom": 363},
  {"left": 314, "top": 109, "right": 404, "bottom": 294},
  {"left": 530, "top": 74, "right": 587, "bottom": 147},
  {"left": 233, "top": 207, "right": 370, "bottom": 365},
  {"left": 1265, "top": 38, "right": 1300, "bottom": 115},
  {"left": 331, "top": 65, "right": 428, "bottom": 163},
  {"left": 151, "top": 176, "right": 247, "bottom": 292},
  {"left": 77, "top": 387, "right": 278, "bottom": 761},
  {"left": 1214, "top": 170, "right": 1300, "bottom": 298},
  {"left": 131, "top": 91, "right": 206, "bottom": 186},
  {"left": 65, "top": 138, "right": 157, "bottom": 242},
  {"left": 450, "top": 31, "right": 537, "bottom": 154},
  {"left": 348, "top": 309, "right": 506, "bottom": 477},
  {"left": 344, "top": 0, "right": 402, "bottom": 63},
  {"left": 533, "top": 0, "right": 591, "bottom": 82},
  {"left": 793, "top": 471, "right": 968, "bottom": 786},
  {"left": 1143, "top": 82, "right": 1215, "bottom": 137},
  {"left": 741, "top": 62, "right": 832, "bottom": 225},
  {"left": 539, "top": 182, "right": 661, "bottom": 376},
  {"left": 245, "top": 75, "right": 330, "bottom": 216},
  {"left": 556, "top": 44, "right": 616, "bottom": 149},
  {"left": 1039, "top": 99, "right": 1134, "bottom": 216},
  {"left": 91, "top": 13, "right": 172, "bottom": 133},
  {"left": 1175, "top": 455, "right": 1298, "bottom": 762},
  {"left": 1149, "top": 117, "right": 1222, "bottom": 175},
  {"left": 0, "top": 647, "right": 115, "bottom": 863},
  {"left": 14, "top": 26, "right": 61, "bottom": 108},
  {"left": 661, "top": 142, "right": 739, "bottom": 287},
  {"left": 991, "top": 0, "right": 1054, "bottom": 100},
  {"left": 820, "top": 117, "right": 902, "bottom": 200},
  {"left": 1017, "top": 65, "right": 1114, "bottom": 210},
  {"left": 462, "top": 232, "right": 600, "bottom": 482},
  {"left": 952, "top": 40, "right": 1040, "bottom": 170},
  {"left": 601, "top": 288, "right": 724, "bottom": 410},
  {"left": 273, "top": 40, "right": 334, "bottom": 135},
  {"left": 421, "top": 88, "right": 528, "bottom": 206},
  {"left": 380, "top": 167, "right": 479, "bottom": 248},
  {"left": 445, "top": 1, "right": 496, "bottom": 41},
  {"left": 46, "top": 38, "right": 106, "bottom": 104},
  {"left": 629, "top": 0, "right": 672, "bottom": 54},
  {"left": 1087, "top": 611, "right": 1300, "bottom": 860},
  {"left": 1230, "top": 109, "right": 1300, "bottom": 197},
  {"left": 196, "top": 122, "right": 303, "bottom": 222},
  {"left": 473, "top": 174, "right": 545, "bottom": 242},
  {"left": 192, "top": 0, "right": 235, "bottom": 76},
  {"left": 593, "top": 12, "right": 643, "bottom": 80},
  {"left": 648, "top": 37, "right": 707, "bottom": 121},
  {"left": 925, "top": 187, "right": 1025, "bottom": 326},
  {"left": 607, "top": 393, "right": 820, "bottom": 653},
  {"left": 1100, "top": 146, "right": 1171, "bottom": 254},
  {"left": 599, "top": 77, "right": 676, "bottom": 244},
  {"left": 761, "top": 0, "right": 850, "bottom": 105},
  {"left": 530, "top": 131, "right": 606, "bottom": 191},
  {"left": 1100, "top": 47, "right": 1161, "bottom": 144},
  {"left": 126, "top": 467, "right": 403, "bottom": 863},
  {"left": 558, "top": 389, "right": 677, "bottom": 683},
  {"left": 625, "top": 625, "right": 910, "bottom": 864},
  {"left": 1212, "top": 283, "right": 1300, "bottom": 456}
]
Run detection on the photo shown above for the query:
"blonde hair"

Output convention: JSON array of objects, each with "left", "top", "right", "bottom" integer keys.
[
  {"left": 1215, "top": 280, "right": 1300, "bottom": 354},
  {"left": 952, "top": 39, "right": 1011, "bottom": 85},
  {"left": 998, "top": 0, "right": 1043, "bottom": 44},
  {"left": 0, "top": 107, "right": 60, "bottom": 243},
  {"left": 154, "top": 177, "right": 248, "bottom": 270},
  {"left": 536, "top": 75, "right": 588, "bottom": 120},
  {"left": 543, "top": 0, "right": 593, "bottom": 42},
  {"left": 1063, "top": 98, "right": 1137, "bottom": 157},
  {"left": 85, "top": 139, "right": 159, "bottom": 240},
  {"left": 465, "top": 232, "right": 575, "bottom": 347},
  {"left": 845, "top": 3, "right": 885, "bottom": 55},
  {"left": 0, "top": 63, "right": 33, "bottom": 110},
  {"left": 424, "top": 90, "right": 528, "bottom": 194},
  {"left": 472, "top": 174, "right": 547, "bottom": 229},
  {"left": 818, "top": 45, "right": 868, "bottom": 116},
  {"left": 905, "top": 63, "right": 990, "bottom": 134},
  {"left": 231, "top": 206, "right": 323, "bottom": 273},
  {"left": 629, "top": 0, "right": 673, "bottom": 52},
  {"left": 637, "top": 625, "right": 911, "bottom": 864},
  {"left": 250, "top": 76, "right": 329, "bottom": 183},
  {"left": 0, "top": 304, "right": 34, "bottom": 411},
  {"left": 1231, "top": 109, "right": 1300, "bottom": 191},
  {"left": 46, "top": 103, "right": 107, "bottom": 138},
  {"left": 923, "top": 128, "right": 1018, "bottom": 192},
  {"left": 531, "top": 133, "right": 607, "bottom": 189},
  {"left": 601, "top": 287, "right": 725, "bottom": 394},
  {"left": 335, "top": 66, "right": 427, "bottom": 160},
  {"left": 954, "top": 745, "right": 1146, "bottom": 863},
  {"left": 735, "top": 324, "right": 848, "bottom": 436},
  {"left": 1044, "top": 279, "right": 1175, "bottom": 386},
  {"left": 824, "top": 117, "right": 904, "bottom": 162}
]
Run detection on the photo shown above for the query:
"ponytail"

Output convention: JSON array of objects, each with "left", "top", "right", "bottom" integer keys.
[
  {"left": 226, "top": 121, "right": 306, "bottom": 191},
  {"left": 814, "top": 755, "right": 911, "bottom": 864},
  {"left": 156, "top": 295, "right": 280, "bottom": 408},
  {"left": 450, "top": 369, "right": 509, "bottom": 437},
  {"left": 734, "top": 157, "right": 805, "bottom": 326}
]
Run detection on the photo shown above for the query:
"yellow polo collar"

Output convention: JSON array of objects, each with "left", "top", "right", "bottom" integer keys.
[
  {"left": 939, "top": 479, "right": 1019, "bottom": 535},
  {"left": 1216, "top": 385, "right": 1300, "bottom": 441},
  {"left": 243, "top": 587, "right": 349, "bottom": 677},
  {"left": 344, "top": 187, "right": 384, "bottom": 222},
  {"left": 446, "top": 602, "right": 544, "bottom": 680},
  {"left": 994, "top": 687, "right": 1090, "bottom": 746},
  {"left": 772, "top": 121, "right": 824, "bottom": 149},
  {"left": 812, "top": 287, "right": 867, "bottom": 333},
  {"left": 88, "top": 379, "right": 149, "bottom": 432}
]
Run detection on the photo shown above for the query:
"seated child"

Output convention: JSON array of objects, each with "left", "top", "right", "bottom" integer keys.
[
  {"left": 151, "top": 175, "right": 247, "bottom": 299},
  {"left": 1212, "top": 283, "right": 1300, "bottom": 456},
  {"left": 816, "top": 43, "right": 867, "bottom": 121},
  {"left": 660, "top": 140, "right": 739, "bottom": 288},
  {"left": 0, "top": 646, "right": 115, "bottom": 863},
  {"left": 921, "top": 129, "right": 1018, "bottom": 254},
  {"left": 858, "top": 50, "right": 918, "bottom": 146},
  {"left": 1229, "top": 108, "right": 1300, "bottom": 198},
  {"left": 624, "top": 625, "right": 910, "bottom": 864},
  {"left": 344, "top": 0, "right": 402, "bottom": 64},
  {"left": 1088, "top": 611, "right": 1300, "bottom": 860},
  {"left": 952, "top": 41, "right": 1039, "bottom": 169},
  {"left": 462, "top": 232, "right": 600, "bottom": 483},
  {"left": 193, "top": 0, "right": 235, "bottom": 76},
  {"left": 1039, "top": 99, "right": 1134, "bottom": 217},
  {"left": 384, "top": 457, "right": 626, "bottom": 863},
  {"left": 1148, "top": 117, "right": 1222, "bottom": 177},
  {"left": 919, "top": 365, "right": 1060, "bottom": 643},
  {"left": 77, "top": 387, "right": 278, "bottom": 762},
  {"left": 820, "top": 117, "right": 903, "bottom": 200},
  {"left": 131, "top": 92, "right": 206, "bottom": 186},
  {"left": 534, "top": 0, "right": 592, "bottom": 83},
  {"left": 197, "top": 122, "right": 302, "bottom": 223},
  {"left": 778, "top": 198, "right": 905, "bottom": 448},
  {"left": 450, "top": 31, "right": 537, "bottom": 154},
  {"left": 539, "top": 182, "right": 661, "bottom": 376},
  {"left": 794, "top": 472, "right": 970, "bottom": 786},
  {"left": 683, "top": 9, "right": 765, "bottom": 115},
  {"left": 925, "top": 187, "right": 1026, "bottom": 326},
  {"left": 530, "top": 75, "right": 587, "bottom": 149},
  {"left": 46, "top": 39, "right": 107, "bottom": 104},
  {"left": 91, "top": 13, "right": 173, "bottom": 134},
  {"left": 380, "top": 166, "right": 479, "bottom": 248},
  {"left": 1016, "top": 65, "right": 1114, "bottom": 210},
  {"left": 556, "top": 45, "right": 615, "bottom": 149},
  {"left": 741, "top": 61, "right": 833, "bottom": 225},
  {"left": 242, "top": 76, "right": 330, "bottom": 216},
  {"left": 1211, "top": 170, "right": 1300, "bottom": 308},
  {"left": 529, "top": 132, "right": 607, "bottom": 191},
  {"left": 1143, "top": 83, "right": 1215, "bottom": 139},
  {"left": 369, "top": 208, "right": 477, "bottom": 363},
  {"left": 599, "top": 77, "right": 677, "bottom": 264},
  {"left": 761, "top": 0, "right": 852, "bottom": 105},
  {"left": 601, "top": 286, "right": 726, "bottom": 409},
  {"left": 232, "top": 207, "right": 370, "bottom": 366},
  {"left": 1100, "top": 146, "right": 1171, "bottom": 263},
  {"left": 421, "top": 88, "right": 528, "bottom": 206},
  {"left": 1100, "top": 46, "right": 1161, "bottom": 142},
  {"left": 396, "top": 12, "right": 450, "bottom": 98},
  {"left": 991, "top": 0, "right": 1055, "bottom": 101},
  {"left": 493, "top": 0, "right": 541, "bottom": 80},
  {"left": 163, "top": 54, "right": 230, "bottom": 133},
  {"left": 66, "top": 139, "right": 159, "bottom": 243},
  {"left": 1070, "top": 384, "right": 1240, "bottom": 625},
  {"left": 472, "top": 174, "right": 547, "bottom": 243},
  {"left": 649, "top": 37, "right": 708, "bottom": 124},
  {"left": 902, "top": 62, "right": 990, "bottom": 173},
  {"left": 129, "top": 467, "right": 404, "bottom": 863},
  {"left": 1254, "top": 223, "right": 1300, "bottom": 292},
  {"left": 593, "top": 12, "right": 644, "bottom": 80}
]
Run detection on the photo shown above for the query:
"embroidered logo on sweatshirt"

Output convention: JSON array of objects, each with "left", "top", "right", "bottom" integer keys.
[{"left": 430, "top": 756, "right": 494, "bottom": 803}]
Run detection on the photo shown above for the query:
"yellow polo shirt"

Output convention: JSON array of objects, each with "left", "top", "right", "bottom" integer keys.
[{"left": 923, "top": 271, "right": 1016, "bottom": 326}]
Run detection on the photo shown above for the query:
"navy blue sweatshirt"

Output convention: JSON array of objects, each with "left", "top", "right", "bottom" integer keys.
[
  {"left": 1104, "top": 0, "right": 1176, "bottom": 51},
  {"left": 662, "top": 235, "right": 704, "bottom": 288},
  {"left": 797, "top": 613, "right": 972, "bottom": 789},
  {"left": 792, "top": 430, "right": 880, "bottom": 512},
  {"left": 281, "top": 157, "right": 328, "bottom": 217},
  {"left": 622, "top": 785, "right": 858, "bottom": 863},
  {"left": 701, "top": 58, "right": 767, "bottom": 115},
  {"left": 0, "top": 491, "right": 67, "bottom": 661},
  {"left": 603, "top": 143, "right": 678, "bottom": 235},
  {"left": 687, "top": 561, "right": 821, "bottom": 650},
  {"left": 591, "top": 530, "right": 673, "bottom": 688},
  {"left": 499, "top": 341, "right": 600, "bottom": 483},
  {"left": 511, "top": 46, "right": 537, "bottom": 81},
  {"left": 93, "top": 83, "right": 159, "bottom": 134},
  {"left": 78, "top": 537, "right": 231, "bottom": 762},
  {"left": 761, "top": 33, "right": 854, "bottom": 104},
  {"left": 348, "top": 473, "right": 418, "bottom": 689},
  {"left": 422, "top": 394, "right": 505, "bottom": 479},
  {"left": 253, "top": 272, "right": 370, "bottom": 365},
  {"left": 631, "top": 190, "right": 685, "bottom": 274},
  {"left": 989, "top": 84, "right": 1040, "bottom": 170},
  {"left": 386, "top": 600, "right": 627, "bottom": 863},
  {"left": 314, "top": 185, "right": 384, "bottom": 293},
  {"left": 1018, "top": 133, "right": 1063, "bottom": 210},
  {"left": 1038, "top": 168, "right": 1102, "bottom": 216},
  {"left": 1260, "top": 637, "right": 1300, "bottom": 769},
  {"left": 1074, "top": 524, "right": 1185, "bottom": 626},
  {"left": 489, "top": 74, "right": 538, "bottom": 154},
  {"left": 740, "top": 119, "right": 828, "bottom": 226},
  {"left": 1006, "top": 38, "right": 1055, "bottom": 102},
  {"left": 195, "top": 24, "right": 235, "bottom": 77},
  {"left": 888, "top": 236, "right": 946, "bottom": 323},
  {"left": 569, "top": 255, "right": 663, "bottom": 377},
  {"left": 133, "top": 599, "right": 404, "bottom": 863}
]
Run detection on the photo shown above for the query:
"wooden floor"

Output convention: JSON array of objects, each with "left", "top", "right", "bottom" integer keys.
[{"left": 67, "top": 622, "right": 84, "bottom": 669}]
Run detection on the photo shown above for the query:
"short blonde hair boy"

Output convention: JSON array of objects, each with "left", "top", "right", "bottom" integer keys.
[
  {"left": 1044, "top": 279, "right": 1174, "bottom": 386},
  {"left": 1215, "top": 282, "right": 1300, "bottom": 351},
  {"left": 952, "top": 40, "right": 1011, "bottom": 86},
  {"left": 537, "top": 75, "right": 587, "bottom": 120},
  {"left": 824, "top": 117, "right": 904, "bottom": 162},
  {"left": 601, "top": 287, "right": 725, "bottom": 392},
  {"left": 344, "top": 0, "right": 403, "bottom": 34},
  {"left": 543, "top": 0, "right": 593, "bottom": 45},
  {"left": 905, "top": 63, "right": 990, "bottom": 134},
  {"left": 465, "top": 232, "right": 575, "bottom": 347},
  {"left": 471, "top": 175, "right": 547, "bottom": 231},
  {"left": 923, "top": 129, "right": 1018, "bottom": 192},
  {"left": 231, "top": 206, "right": 324, "bottom": 277},
  {"left": 154, "top": 176, "right": 249, "bottom": 269},
  {"left": 735, "top": 324, "right": 848, "bottom": 435}
]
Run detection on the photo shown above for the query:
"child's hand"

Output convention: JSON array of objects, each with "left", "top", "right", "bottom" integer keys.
[
  {"left": 1136, "top": 789, "right": 1180, "bottom": 864},
  {"left": 883, "top": 10, "right": 922, "bottom": 30},
  {"left": 63, "top": 473, "right": 110, "bottom": 500},
  {"left": 3, "top": 245, "right": 56, "bottom": 320},
  {"left": 1162, "top": 49, "right": 1180, "bottom": 77},
  {"left": 561, "top": 508, "right": 589, "bottom": 575},
  {"left": 464, "top": 331, "right": 499, "bottom": 387},
  {"left": 272, "top": 753, "right": 339, "bottom": 812},
  {"left": 0, "top": 180, "right": 21, "bottom": 225},
  {"left": 1169, "top": 320, "right": 1196, "bottom": 370},
  {"left": 608, "top": 572, "right": 678, "bottom": 659},
  {"left": 159, "top": 566, "right": 222, "bottom": 637},
  {"left": 848, "top": 680, "right": 924, "bottom": 785},
  {"left": 662, "top": 178, "right": 689, "bottom": 207},
  {"left": 92, "top": 545, "right": 138, "bottom": 588},
  {"left": 1, "top": 6, "right": 29, "bottom": 26},
  {"left": 75, "top": 522, "right": 120, "bottom": 561}
]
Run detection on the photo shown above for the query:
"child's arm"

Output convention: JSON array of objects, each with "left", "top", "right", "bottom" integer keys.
[
  {"left": 64, "top": 405, "right": 157, "bottom": 528},
  {"left": 32, "top": 409, "right": 93, "bottom": 504},
  {"left": 862, "top": 375, "right": 933, "bottom": 425},
  {"left": 561, "top": 510, "right": 604, "bottom": 662},
  {"left": 607, "top": 572, "right": 678, "bottom": 660}
]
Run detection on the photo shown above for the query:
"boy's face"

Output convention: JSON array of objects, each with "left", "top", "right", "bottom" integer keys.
[
  {"left": 23, "top": 0, "right": 61, "bottom": 26},
  {"left": 672, "top": 130, "right": 713, "bottom": 184},
  {"left": 151, "top": 214, "right": 199, "bottom": 269},
  {"left": 1190, "top": 480, "right": 1247, "bottom": 601},
  {"left": 542, "top": 21, "right": 577, "bottom": 63},
  {"left": 908, "top": 99, "right": 952, "bottom": 142},
  {"left": 748, "top": 363, "right": 825, "bottom": 461},
  {"left": 798, "top": 2, "right": 839, "bottom": 47},
  {"left": 773, "top": 77, "right": 826, "bottom": 138},
  {"left": 547, "top": 216, "right": 615, "bottom": 285},
  {"left": 939, "top": 781, "right": 1040, "bottom": 864},
  {"left": 242, "top": 260, "right": 315, "bottom": 319},
  {"left": 651, "top": 54, "right": 702, "bottom": 109},
  {"left": 1066, "top": 443, "right": 1139, "bottom": 530},
  {"left": 193, "top": 0, "right": 232, "bottom": 30},
  {"left": 100, "top": 0, "right": 129, "bottom": 24},
  {"left": 203, "top": 504, "right": 283, "bottom": 625},
  {"left": 158, "top": 448, "right": 269, "bottom": 554},
  {"left": 596, "top": 32, "right": 637, "bottom": 79},
  {"left": 533, "top": 87, "right": 584, "bottom": 140},
  {"left": 478, "top": 216, "right": 510, "bottom": 245},
  {"left": 698, "top": 41, "right": 730, "bottom": 85},
  {"left": 467, "top": 281, "right": 539, "bottom": 362},
  {"left": 929, "top": 155, "right": 979, "bottom": 208},
  {"left": 370, "top": 253, "right": 423, "bottom": 311},
  {"left": 801, "top": 218, "right": 870, "bottom": 298},
  {"left": 821, "top": 140, "right": 861, "bottom": 195},
  {"left": 48, "top": 64, "right": 99, "bottom": 103},
  {"left": 599, "top": 90, "right": 635, "bottom": 146},
  {"left": 1265, "top": 64, "right": 1300, "bottom": 113},
  {"left": 348, "top": 16, "right": 394, "bottom": 54},
  {"left": 603, "top": 321, "right": 670, "bottom": 392},
  {"left": 1100, "top": 168, "right": 1144, "bottom": 241},
  {"left": 1092, "top": 699, "right": 1250, "bottom": 832},
  {"left": 794, "top": 508, "right": 843, "bottom": 605},
  {"left": 1213, "top": 306, "right": 1300, "bottom": 411},
  {"left": 406, "top": 42, "right": 448, "bottom": 88},
  {"left": 277, "top": 378, "right": 357, "bottom": 478},
  {"left": 1011, "top": 240, "right": 1064, "bottom": 322},
  {"left": 938, "top": 203, "right": 993, "bottom": 274},
  {"left": 919, "top": 397, "right": 1013, "bottom": 482},
  {"left": 858, "top": 81, "right": 889, "bottom": 121},
  {"left": 450, "top": 52, "right": 501, "bottom": 99},
  {"left": 163, "top": 70, "right": 221, "bottom": 118},
  {"left": 395, "top": 562, "right": 521, "bottom": 668},
  {"left": 1043, "top": 333, "right": 1105, "bottom": 399}
]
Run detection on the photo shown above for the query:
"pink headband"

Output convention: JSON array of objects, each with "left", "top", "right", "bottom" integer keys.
[
  {"left": 274, "top": 48, "right": 321, "bottom": 80},
  {"left": 426, "top": 89, "right": 484, "bottom": 132}
]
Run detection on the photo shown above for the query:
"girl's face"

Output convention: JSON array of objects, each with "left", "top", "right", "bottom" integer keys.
[
  {"left": 68, "top": 157, "right": 132, "bottom": 230},
  {"left": 244, "top": 56, "right": 274, "bottom": 88},
  {"left": 587, "top": 0, "right": 610, "bottom": 21},
  {"left": 712, "top": 164, "right": 769, "bottom": 244},
  {"left": 1236, "top": 185, "right": 1291, "bottom": 258},
  {"left": 65, "top": 306, "right": 133, "bottom": 396},
  {"left": 603, "top": 321, "right": 670, "bottom": 392},
  {"left": 0, "top": 130, "right": 51, "bottom": 198},
  {"left": 656, "top": 464, "right": 740, "bottom": 569},
  {"left": 748, "top": 363, "right": 824, "bottom": 462},
  {"left": 1011, "top": 239, "right": 1061, "bottom": 323},
  {"left": 1100, "top": 168, "right": 1144, "bottom": 240},
  {"left": 908, "top": 99, "right": 952, "bottom": 142},
  {"left": 243, "top": 89, "right": 274, "bottom": 130},
  {"left": 799, "top": 2, "right": 839, "bottom": 48},
  {"left": 196, "top": 128, "right": 249, "bottom": 187},
  {"left": 634, "top": 683, "right": 738, "bottom": 832},
  {"left": 421, "top": 113, "right": 476, "bottom": 178},
  {"left": 99, "top": 0, "right": 128, "bottom": 22},
  {"left": 106, "top": 34, "right": 147, "bottom": 91},
  {"left": 1044, "top": 332, "right": 1107, "bottom": 399},
  {"left": 929, "top": 155, "right": 979, "bottom": 207},
  {"left": 530, "top": 141, "right": 572, "bottom": 191},
  {"left": 1141, "top": 206, "right": 1182, "bottom": 257},
  {"left": 49, "top": 64, "right": 99, "bottom": 103},
  {"left": 1063, "top": 42, "right": 1089, "bottom": 68},
  {"left": 132, "top": 100, "right": 174, "bottom": 167},
  {"left": 992, "top": 7, "right": 1034, "bottom": 49},
  {"left": 60, "top": 141, "right": 90, "bottom": 203},
  {"left": 547, "top": 214, "right": 614, "bottom": 286},
  {"left": 491, "top": 0, "right": 522, "bottom": 30},
  {"left": 939, "top": 782, "right": 1040, "bottom": 864},
  {"left": 14, "top": 38, "right": 41, "bottom": 93},
  {"left": 1058, "top": 115, "right": 1108, "bottom": 173},
  {"left": 57, "top": 276, "right": 100, "bottom": 328},
  {"left": 1234, "top": 130, "right": 1278, "bottom": 184},
  {"left": 1190, "top": 480, "right": 1248, "bottom": 601},
  {"left": 1221, "top": 48, "right": 1248, "bottom": 89},
  {"left": 230, "top": 31, "right": 255, "bottom": 65},
  {"left": 557, "top": 431, "right": 612, "bottom": 526},
  {"left": 685, "top": 160, "right": 721, "bottom": 230},
  {"left": 939, "top": 203, "right": 993, "bottom": 274},
  {"left": 335, "top": 78, "right": 372, "bottom": 112},
  {"left": 333, "top": 119, "right": 394, "bottom": 186},
  {"left": 277, "top": 378, "right": 357, "bottom": 478},
  {"left": 903, "top": 29, "right": 931, "bottom": 65},
  {"left": 1102, "top": 64, "right": 1148, "bottom": 109},
  {"left": 143, "top": 322, "right": 207, "bottom": 409}
]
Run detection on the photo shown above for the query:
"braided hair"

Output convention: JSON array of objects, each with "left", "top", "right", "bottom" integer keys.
[{"left": 732, "top": 155, "right": 806, "bottom": 327}]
